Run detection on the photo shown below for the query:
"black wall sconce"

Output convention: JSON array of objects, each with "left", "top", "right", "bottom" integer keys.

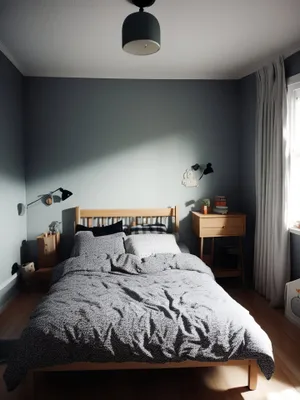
[
  {"left": 191, "top": 163, "right": 214, "bottom": 180},
  {"left": 18, "top": 187, "right": 73, "bottom": 216}
]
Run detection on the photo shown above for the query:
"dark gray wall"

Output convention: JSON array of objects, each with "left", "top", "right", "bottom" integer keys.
[
  {"left": 290, "top": 233, "right": 300, "bottom": 280},
  {"left": 285, "top": 50, "right": 300, "bottom": 80},
  {"left": 24, "top": 78, "right": 241, "bottom": 259},
  {"left": 239, "top": 74, "right": 257, "bottom": 286},
  {"left": 0, "top": 51, "right": 26, "bottom": 286}
]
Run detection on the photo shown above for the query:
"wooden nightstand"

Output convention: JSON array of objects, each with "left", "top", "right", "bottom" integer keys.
[
  {"left": 20, "top": 268, "right": 53, "bottom": 293},
  {"left": 192, "top": 212, "right": 246, "bottom": 280},
  {"left": 37, "top": 233, "right": 60, "bottom": 268}
]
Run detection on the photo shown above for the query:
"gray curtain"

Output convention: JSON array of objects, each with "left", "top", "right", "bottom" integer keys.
[{"left": 254, "top": 57, "right": 290, "bottom": 307}]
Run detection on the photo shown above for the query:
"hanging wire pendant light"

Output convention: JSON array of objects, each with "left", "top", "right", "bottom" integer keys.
[{"left": 122, "top": 0, "right": 161, "bottom": 55}]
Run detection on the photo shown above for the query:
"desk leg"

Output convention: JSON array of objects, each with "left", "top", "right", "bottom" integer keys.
[{"left": 200, "top": 237, "right": 204, "bottom": 260}]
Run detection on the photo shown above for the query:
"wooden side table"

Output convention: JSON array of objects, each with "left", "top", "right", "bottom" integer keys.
[
  {"left": 192, "top": 212, "right": 246, "bottom": 280},
  {"left": 37, "top": 233, "right": 60, "bottom": 268},
  {"left": 20, "top": 268, "right": 53, "bottom": 293}
]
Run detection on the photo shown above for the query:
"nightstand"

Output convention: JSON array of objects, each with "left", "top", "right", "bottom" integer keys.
[
  {"left": 20, "top": 268, "right": 53, "bottom": 293},
  {"left": 37, "top": 233, "right": 60, "bottom": 268},
  {"left": 192, "top": 212, "right": 246, "bottom": 280}
]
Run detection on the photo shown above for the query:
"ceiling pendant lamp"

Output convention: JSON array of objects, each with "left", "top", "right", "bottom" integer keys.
[{"left": 122, "top": 0, "right": 160, "bottom": 56}]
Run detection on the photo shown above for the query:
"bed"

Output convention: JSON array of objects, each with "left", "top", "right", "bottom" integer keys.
[{"left": 3, "top": 206, "right": 274, "bottom": 395}]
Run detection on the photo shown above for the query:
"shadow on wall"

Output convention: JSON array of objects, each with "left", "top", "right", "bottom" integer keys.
[
  {"left": 24, "top": 79, "right": 239, "bottom": 184},
  {"left": 180, "top": 198, "right": 209, "bottom": 255},
  {"left": 24, "top": 78, "right": 241, "bottom": 262}
]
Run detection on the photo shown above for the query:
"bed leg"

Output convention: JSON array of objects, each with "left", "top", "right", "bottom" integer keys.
[
  {"left": 24, "top": 370, "right": 35, "bottom": 400},
  {"left": 248, "top": 360, "right": 258, "bottom": 390}
]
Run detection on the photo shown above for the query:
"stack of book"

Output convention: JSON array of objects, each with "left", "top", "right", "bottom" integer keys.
[{"left": 213, "top": 196, "right": 228, "bottom": 214}]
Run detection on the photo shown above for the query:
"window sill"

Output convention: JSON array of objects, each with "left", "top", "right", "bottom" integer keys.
[{"left": 289, "top": 227, "right": 300, "bottom": 236}]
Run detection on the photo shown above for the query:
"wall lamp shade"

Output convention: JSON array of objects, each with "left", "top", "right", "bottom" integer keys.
[
  {"left": 60, "top": 188, "right": 73, "bottom": 201},
  {"left": 43, "top": 188, "right": 73, "bottom": 205},
  {"left": 191, "top": 163, "right": 214, "bottom": 180},
  {"left": 18, "top": 187, "right": 73, "bottom": 216},
  {"left": 203, "top": 163, "right": 214, "bottom": 175},
  {"left": 122, "top": 10, "right": 160, "bottom": 55}
]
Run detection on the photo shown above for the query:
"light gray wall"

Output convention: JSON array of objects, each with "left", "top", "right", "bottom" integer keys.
[
  {"left": 24, "top": 78, "right": 241, "bottom": 260},
  {"left": 0, "top": 51, "right": 26, "bottom": 285}
]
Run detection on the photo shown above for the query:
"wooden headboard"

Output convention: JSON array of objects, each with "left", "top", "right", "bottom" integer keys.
[{"left": 75, "top": 206, "right": 179, "bottom": 233}]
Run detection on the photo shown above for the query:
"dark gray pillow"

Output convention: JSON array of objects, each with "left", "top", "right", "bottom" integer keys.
[
  {"left": 75, "top": 220, "right": 123, "bottom": 236},
  {"left": 72, "top": 231, "right": 125, "bottom": 257},
  {"left": 130, "top": 223, "right": 167, "bottom": 235}
]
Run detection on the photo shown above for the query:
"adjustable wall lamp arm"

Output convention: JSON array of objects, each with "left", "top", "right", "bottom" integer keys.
[{"left": 26, "top": 188, "right": 62, "bottom": 208}]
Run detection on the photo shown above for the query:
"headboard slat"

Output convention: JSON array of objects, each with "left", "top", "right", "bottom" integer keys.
[{"left": 74, "top": 207, "right": 179, "bottom": 233}]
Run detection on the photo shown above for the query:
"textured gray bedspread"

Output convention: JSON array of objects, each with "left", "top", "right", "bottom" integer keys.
[{"left": 4, "top": 253, "right": 274, "bottom": 390}]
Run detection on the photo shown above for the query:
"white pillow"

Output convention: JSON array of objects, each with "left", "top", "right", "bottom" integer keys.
[{"left": 125, "top": 234, "right": 181, "bottom": 258}]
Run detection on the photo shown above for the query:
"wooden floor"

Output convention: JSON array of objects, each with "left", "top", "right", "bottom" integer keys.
[{"left": 0, "top": 289, "right": 300, "bottom": 400}]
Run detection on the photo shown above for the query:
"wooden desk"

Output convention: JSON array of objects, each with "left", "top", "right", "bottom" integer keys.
[{"left": 192, "top": 212, "right": 246, "bottom": 280}]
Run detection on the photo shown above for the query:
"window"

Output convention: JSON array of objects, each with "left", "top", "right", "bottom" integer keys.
[{"left": 287, "top": 74, "right": 300, "bottom": 227}]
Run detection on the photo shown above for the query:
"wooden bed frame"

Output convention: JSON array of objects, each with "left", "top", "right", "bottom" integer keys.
[
  {"left": 74, "top": 205, "right": 180, "bottom": 232},
  {"left": 26, "top": 206, "right": 258, "bottom": 397}
]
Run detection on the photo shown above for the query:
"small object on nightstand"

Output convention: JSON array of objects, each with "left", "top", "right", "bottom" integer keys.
[
  {"left": 19, "top": 262, "right": 36, "bottom": 289},
  {"left": 192, "top": 212, "right": 246, "bottom": 282},
  {"left": 213, "top": 195, "right": 228, "bottom": 214},
  {"left": 21, "top": 262, "right": 35, "bottom": 276},
  {"left": 201, "top": 198, "right": 211, "bottom": 214},
  {"left": 49, "top": 221, "right": 61, "bottom": 234},
  {"left": 36, "top": 232, "right": 60, "bottom": 268}
]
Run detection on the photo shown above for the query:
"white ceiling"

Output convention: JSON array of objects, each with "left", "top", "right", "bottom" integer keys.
[{"left": 0, "top": 0, "right": 300, "bottom": 79}]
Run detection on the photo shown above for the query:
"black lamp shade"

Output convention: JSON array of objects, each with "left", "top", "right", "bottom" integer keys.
[
  {"left": 203, "top": 163, "right": 214, "bottom": 175},
  {"left": 59, "top": 188, "right": 73, "bottom": 201},
  {"left": 191, "top": 164, "right": 200, "bottom": 171},
  {"left": 122, "top": 11, "right": 160, "bottom": 55}
]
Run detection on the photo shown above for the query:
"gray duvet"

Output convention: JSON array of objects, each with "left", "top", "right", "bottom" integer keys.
[{"left": 4, "top": 253, "right": 274, "bottom": 390}]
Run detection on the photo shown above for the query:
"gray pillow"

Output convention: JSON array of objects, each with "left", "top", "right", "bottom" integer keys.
[{"left": 72, "top": 231, "right": 125, "bottom": 257}]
